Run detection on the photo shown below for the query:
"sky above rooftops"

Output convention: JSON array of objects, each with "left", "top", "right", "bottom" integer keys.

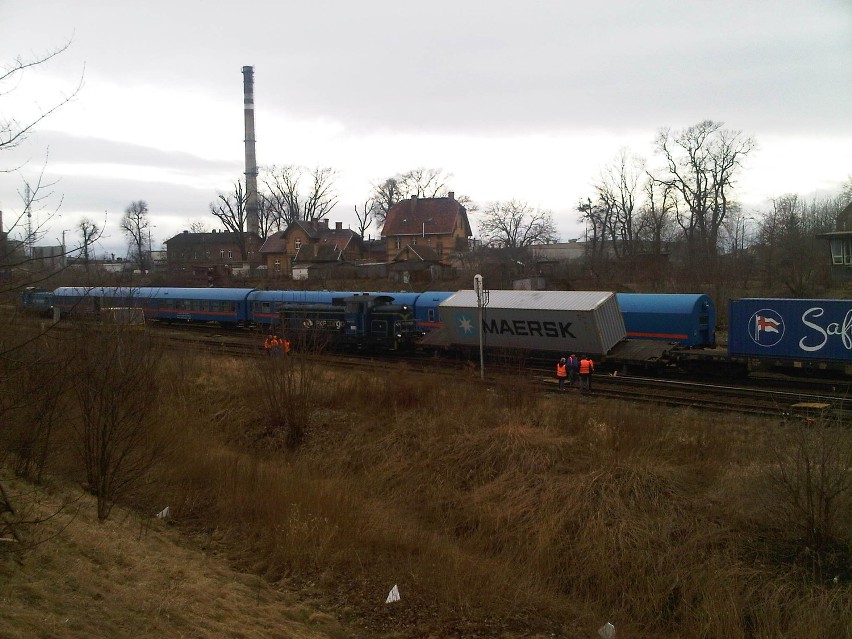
[{"left": 1, "top": 0, "right": 850, "bottom": 258}]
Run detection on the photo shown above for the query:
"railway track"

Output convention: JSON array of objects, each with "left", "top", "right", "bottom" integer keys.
[
  {"left": 147, "top": 326, "right": 850, "bottom": 421},
  {"left": 546, "top": 373, "right": 850, "bottom": 420}
]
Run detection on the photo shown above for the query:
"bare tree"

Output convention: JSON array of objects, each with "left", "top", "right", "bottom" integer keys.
[
  {"left": 354, "top": 200, "right": 372, "bottom": 238},
  {"left": 120, "top": 200, "right": 150, "bottom": 271},
  {"left": 261, "top": 164, "right": 339, "bottom": 228},
  {"left": 652, "top": 120, "right": 755, "bottom": 265},
  {"left": 636, "top": 178, "right": 677, "bottom": 255},
  {"left": 765, "top": 416, "right": 852, "bottom": 577},
  {"left": 592, "top": 149, "right": 646, "bottom": 258},
  {"left": 78, "top": 218, "right": 101, "bottom": 271},
  {"left": 754, "top": 193, "right": 838, "bottom": 295},
  {"left": 840, "top": 176, "right": 852, "bottom": 205},
  {"left": 1, "top": 39, "right": 83, "bottom": 154},
  {"left": 188, "top": 219, "right": 210, "bottom": 234},
  {"left": 577, "top": 196, "right": 613, "bottom": 263},
  {"left": 69, "top": 324, "right": 164, "bottom": 520},
  {"left": 479, "top": 200, "right": 558, "bottom": 252},
  {"left": 368, "top": 167, "right": 456, "bottom": 226},
  {"left": 0, "top": 40, "right": 84, "bottom": 544},
  {"left": 209, "top": 180, "right": 250, "bottom": 260}
]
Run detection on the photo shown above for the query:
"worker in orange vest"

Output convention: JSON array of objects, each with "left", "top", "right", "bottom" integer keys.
[
  {"left": 579, "top": 355, "right": 594, "bottom": 392},
  {"left": 556, "top": 357, "right": 568, "bottom": 391},
  {"left": 264, "top": 334, "right": 273, "bottom": 354},
  {"left": 282, "top": 336, "right": 291, "bottom": 354}
]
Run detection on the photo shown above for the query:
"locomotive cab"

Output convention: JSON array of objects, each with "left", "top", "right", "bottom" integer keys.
[{"left": 343, "top": 294, "right": 419, "bottom": 350}]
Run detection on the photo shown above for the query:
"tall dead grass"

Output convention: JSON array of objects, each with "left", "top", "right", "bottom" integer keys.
[{"left": 21, "top": 349, "right": 848, "bottom": 638}]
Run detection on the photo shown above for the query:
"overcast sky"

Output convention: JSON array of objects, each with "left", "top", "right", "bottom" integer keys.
[{"left": 1, "top": 0, "right": 850, "bottom": 258}]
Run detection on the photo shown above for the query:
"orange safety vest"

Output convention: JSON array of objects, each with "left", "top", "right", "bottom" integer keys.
[
  {"left": 579, "top": 358, "right": 593, "bottom": 374},
  {"left": 283, "top": 339, "right": 291, "bottom": 353},
  {"left": 264, "top": 336, "right": 272, "bottom": 350},
  {"left": 556, "top": 363, "right": 567, "bottom": 377}
]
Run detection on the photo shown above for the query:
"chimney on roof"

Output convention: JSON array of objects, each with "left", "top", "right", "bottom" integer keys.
[
  {"left": 321, "top": 219, "right": 329, "bottom": 228},
  {"left": 335, "top": 221, "right": 342, "bottom": 230},
  {"left": 448, "top": 191, "right": 454, "bottom": 200}
]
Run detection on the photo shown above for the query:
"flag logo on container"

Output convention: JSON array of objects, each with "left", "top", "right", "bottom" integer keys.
[{"left": 748, "top": 309, "right": 785, "bottom": 347}]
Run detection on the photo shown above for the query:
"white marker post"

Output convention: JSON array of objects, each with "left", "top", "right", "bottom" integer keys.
[{"left": 473, "top": 274, "right": 488, "bottom": 381}]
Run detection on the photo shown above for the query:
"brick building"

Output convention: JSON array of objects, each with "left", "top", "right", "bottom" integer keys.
[{"left": 381, "top": 193, "right": 472, "bottom": 264}]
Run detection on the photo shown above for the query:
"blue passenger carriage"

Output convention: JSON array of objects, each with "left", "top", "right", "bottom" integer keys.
[
  {"left": 52, "top": 287, "right": 256, "bottom": 325},
  {"left": 138, "top": 287, "right": 256, "bottom": 324},
  {"left": 52, "top": 287, "right": 139, "bottom": 318}
]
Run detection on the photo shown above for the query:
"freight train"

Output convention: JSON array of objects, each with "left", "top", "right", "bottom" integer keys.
[{"left": 19, "top": 286, "right": 852, "bottom": 376}]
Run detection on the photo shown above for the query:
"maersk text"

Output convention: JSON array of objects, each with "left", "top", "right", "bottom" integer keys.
[{"left": 482, "top": 319, "right": 576, "bottom": 339}]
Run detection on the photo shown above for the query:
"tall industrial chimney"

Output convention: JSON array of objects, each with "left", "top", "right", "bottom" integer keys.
[{"left": 242, "top": 65, "right": 259, "bottom": 236}]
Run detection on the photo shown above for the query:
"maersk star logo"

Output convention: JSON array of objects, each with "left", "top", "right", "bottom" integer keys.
[{"left": 457, "top": 314, "right": 476, "bottom": 335}]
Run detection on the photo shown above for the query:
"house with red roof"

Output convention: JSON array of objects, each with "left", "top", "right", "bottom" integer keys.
[
  {"left": 259, "top": 219, "right": 364, "bottom": 277},
  {"left": 381, "top": 193, "right": 472, "bottom": 264}
]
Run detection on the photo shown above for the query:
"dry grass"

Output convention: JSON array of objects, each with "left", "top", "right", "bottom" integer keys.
[
  {"left": 2, "top": 350, "right": 850, "bottom": 638},
  {"left": 0, "top": 472, "right": 349, "bottom": 639}
]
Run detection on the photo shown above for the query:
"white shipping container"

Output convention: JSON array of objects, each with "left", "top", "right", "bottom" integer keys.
[{"left": 439, "top": 290, "right": 626, "bottom": 355}]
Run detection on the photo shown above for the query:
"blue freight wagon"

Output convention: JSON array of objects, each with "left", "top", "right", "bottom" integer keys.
[{"left": 617, "top": 293, "right": 716, "bottom": 347}]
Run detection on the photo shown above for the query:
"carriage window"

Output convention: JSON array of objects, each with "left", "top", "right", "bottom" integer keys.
[{"left": 428, "top": 309, "right": 436, "bottom": 322}]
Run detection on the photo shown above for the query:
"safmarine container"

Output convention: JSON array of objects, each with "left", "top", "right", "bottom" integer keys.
[
  {"left": 728, "top": 298, "right": 852, "bottom": 363},
  {"left": 439, "top": 290, "right": 626, "bottom": 356}
]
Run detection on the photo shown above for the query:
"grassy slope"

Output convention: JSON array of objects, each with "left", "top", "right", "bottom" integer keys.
[{"left": 0, "top": 474, "right": 349, "bottom": 639}]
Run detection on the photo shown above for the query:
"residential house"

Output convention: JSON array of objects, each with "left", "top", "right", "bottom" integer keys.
[
  {"left": 381, "top": 193, "right": 472, "bottom": 265},
  {"left": 259, "top": 220, "right": 363, "bottom": 278},
  {"left": 165, "top": 230, "right": 263, "bottom": 273},
  {"left": 816, "top": 200, "right": 852, "bottom": 282},
  {"left": 387, "top": 244, "right": 449, "bottom": 283}
]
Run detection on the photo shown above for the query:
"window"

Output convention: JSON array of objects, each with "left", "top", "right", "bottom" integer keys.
[
  {"left": 274, "top": 260, "right": 281, "bottom": 271},
  {"left": 829, "top": 239, "right": 852, "bottom": 266},
  {"left": 412, "top": 237, "right": 417, "bottom": 245},
  {"left": 228, "top": 250, "right": 233, "bottom": 259},
  {"left": 220, "top": 249, "right": 225, "bottom": 259},
  {"left": 295, "top": 239, "right": 301, "bottom": 250},
  {"left": 395, "top": 238, "right": 401, "bottom": 250},
  {"left": 436, "top": 243, "right": 443, "bottom": 256}
]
